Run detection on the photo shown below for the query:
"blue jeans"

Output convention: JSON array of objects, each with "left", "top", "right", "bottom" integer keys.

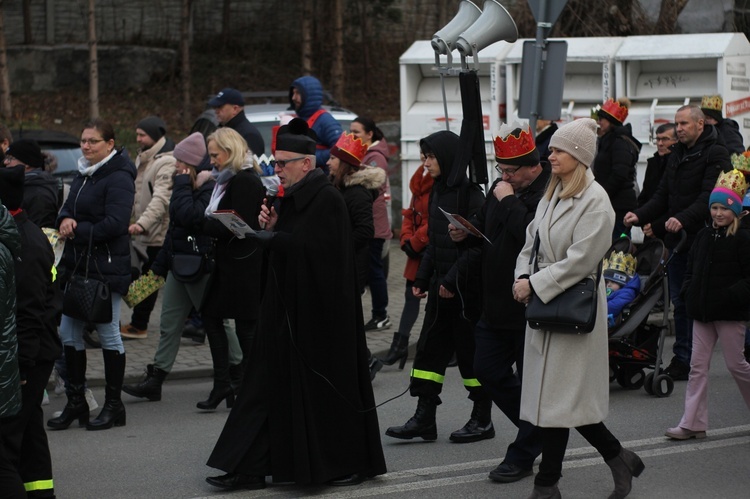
[
  {"left": 368, "top": 238, "right": 388, "bottom": 318},
  {"left": 59, "top": 293, "right": 124, "bottom": 354},
  {"left": 668, "top": 251, "right": 692, "bottom": 365}
]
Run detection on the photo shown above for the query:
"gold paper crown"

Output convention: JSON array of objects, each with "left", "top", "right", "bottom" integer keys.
[
  {"left": 730, "top": 153, "right": 750, "bottom": 176},
  {"left": 701, "top": 95, "right": 723, "bottom": 112},
  {"left": 599, "top": 98, "right": 629, "bottom": 124},
  {"left": 714, "top": 168, "right": 748, "bottom": 200},
  {"left": 603, "top": 251, "right": 637, "bottom": 277}
]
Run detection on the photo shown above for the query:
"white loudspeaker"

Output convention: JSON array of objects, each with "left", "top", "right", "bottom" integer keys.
[
  {"left": 455, "top": 0, "right": 518, "bottom": 58},
  {"left": 431, "top": 0, "right": 482, "bottom": 55}
]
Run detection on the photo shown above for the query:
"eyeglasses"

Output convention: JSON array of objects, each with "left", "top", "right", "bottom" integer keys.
[
  {"left": 80, "top": 138, "right": 105, "bottom": 146},
  {"left": 654, "top": 135, "right": 677, "bottom": 143},
  {"left": 3, "top": 155, "right": 17, "bottom": 164},
  {"left": 495, "top": 164, "right": 526, "bottom": 177},
  {"left": 274, "top": 156, "right": 306, "bottom": 168}
]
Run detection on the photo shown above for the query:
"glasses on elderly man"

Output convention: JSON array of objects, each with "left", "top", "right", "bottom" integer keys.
[
  {"left": 494, "top": 164, "right": 527, "bottom": 177},
  {"left": 274, "top": 156, "right": 306, "bottom": 168}
]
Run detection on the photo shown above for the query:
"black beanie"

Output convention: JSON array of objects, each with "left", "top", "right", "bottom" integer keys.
[
  {"left": 136, "top": 116, "right": 167, "bottom": 142},
  {"left": 0, "top": 165, "right": 25, "bottom": 210},
  {"left": 6, "top": 139, "right": 44, "bottom": 169}
]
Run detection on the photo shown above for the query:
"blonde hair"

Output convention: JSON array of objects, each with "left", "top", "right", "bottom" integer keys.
[
  {"left": 727, "top": 217, "right": 741, "bottom": 236},
  {"left": 207, "top": 128, "right": 248, "bottom": 173},
  {"left": 544, "top": 162, "right": 588, "bottom": 200}
]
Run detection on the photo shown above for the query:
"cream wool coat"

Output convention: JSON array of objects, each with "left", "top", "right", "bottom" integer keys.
[
  {"left": 133, "top": 137, "right": 175, "bottom": 247},
  {"left": 515, "top": 168, "right": 615, "bottom": 428}
]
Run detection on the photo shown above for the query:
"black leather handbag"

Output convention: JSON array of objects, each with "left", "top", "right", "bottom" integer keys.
[
  {"left": 170, "top": 253, "right": 206, "bottom": 283},
  {"left": 63, "top": 229, "right": 112, "bottom": 323},
  {"left": 525, "top": 231, "right": 600, "bottom": 334}
]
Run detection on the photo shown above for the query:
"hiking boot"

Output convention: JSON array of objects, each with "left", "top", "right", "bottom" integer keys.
[
  {"left": 385, "top": 396, "right": 439, "bottom": 441},
  {"left": 123, "top": 364, "right": 168, "bottom": 401},
  {"left": 664, "top": 358, "right": 690, "bottom": 381},
  {"left": 364, "top": 315, "right": 391, "bottom": 331},
  {"left": 449, "top": 398, "right": 495, "bottom": 443},
  {"left": 120, "top": 323, "right": 148, "bottom": 340}
]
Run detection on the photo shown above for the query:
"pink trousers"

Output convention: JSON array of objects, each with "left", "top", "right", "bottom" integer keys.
[{"left": 679, "top": 320, "right": 750, "bottom": 431}]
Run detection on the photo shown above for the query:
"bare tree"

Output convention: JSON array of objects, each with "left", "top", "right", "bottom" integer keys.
[
  {"left": 181, "top": 0, "right": 192, "bottom": 128},
  {"left": 0, "top": 5, "right": 11, "bottom": 120},
  {"left": 87, "top": 0, "right": 99, "bottom": 119},
  {"left": 222, "top": 0, "right": 231, "bottom": 47},
  {"left": 330, "top": 0, "right": 344, "bottom": 100},
  {"left": 655, "top": 0, "right": 690, "bottom": 34},
  {"left": 23, "top": 0, "right": 33, "bottom": 44},
  {"left": 301, "top": 0, "right": 313, "bottom": 74}
]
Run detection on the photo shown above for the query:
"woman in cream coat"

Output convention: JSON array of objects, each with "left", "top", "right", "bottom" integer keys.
[{"left": 513, "top": 118, "right": 644, "bottom": 499}]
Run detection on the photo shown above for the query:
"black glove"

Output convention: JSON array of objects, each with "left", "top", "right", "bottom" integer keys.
[
  {"left": 401, "top": 240, "right": 420, "bottom": 260},
  {"left": 250, "top": 230, "right": 276, "bottom": 248}
]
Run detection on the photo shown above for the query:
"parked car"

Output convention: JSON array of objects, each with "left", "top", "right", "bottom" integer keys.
[{"left": 10, "top": 129, "right": 81, "bottom": 184}]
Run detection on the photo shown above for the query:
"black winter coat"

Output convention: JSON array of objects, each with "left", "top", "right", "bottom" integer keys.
[
  {"left": 57, "top": 150, "right": 136, "bottom": 296},
  {"left": 592, "top": 124, "right": 641, "bottom": 215},
  {"left": 414, "top": 131, "right": 485, "bottom": 297},
  {"left": 638, "top": 151, "right": 670, "bottom": 208},
  {"left": 684, "top": 225, "right": 750, "bottom": 322},
  {"left": 201, "top": 169, "right": 265, "bottom": 321},
  {"left": 460, "top": 164, "right": 550, "bottom": 327},
  {"left": 633, "top": 125, "right": 731, "bottom": 250},
  {"left": 22, "top": 170, "right": 61, "bottom": 228},
  {"left": 223, "top": 113, "right": 265, "bottom": 157},
  {"left": 151, "top": 174, "right": 215, "bottom": 277},
  {"left": 12, "top": 211, "right": 61, "bottom": 379},
  {"left": 715, "top": 118, "right": 745, "bottom": 154}
]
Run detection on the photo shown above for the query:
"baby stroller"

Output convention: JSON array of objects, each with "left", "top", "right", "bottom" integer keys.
[{"left": 605, "top": 232, "right": 686, "bottom": 397}]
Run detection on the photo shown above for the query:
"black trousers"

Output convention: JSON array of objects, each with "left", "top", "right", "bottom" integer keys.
[
  {"left": 473, "top": 320, "right": 542, "bottom": 469},
  {"left": 410, "top": 295, "right": 489, "bottom": 402},
  {"left": 0, "top": 361, "right": 56, "bottom": 498},
  {"left": 535, "top": 422, "right": 622, "bottom": 486}
]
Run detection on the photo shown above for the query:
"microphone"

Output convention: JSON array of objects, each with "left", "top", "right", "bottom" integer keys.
[{"left": 265, "top": 185, "right": 279, "bottom": 209}]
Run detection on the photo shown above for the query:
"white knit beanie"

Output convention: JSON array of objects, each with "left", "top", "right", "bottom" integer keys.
[{"left": 548, "top": 118, "right": 597, "bottom": 168}]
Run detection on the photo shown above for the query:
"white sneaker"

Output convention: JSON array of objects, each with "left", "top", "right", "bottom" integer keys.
[
  {"left": 85, "top": 389, "right": 99, "bottom": 411},
  {"left": 53, "top": 369, "right": 65, "bottom": 395},
  {"left": 42, "top": 389, "right": 50, "bottom": 406}
]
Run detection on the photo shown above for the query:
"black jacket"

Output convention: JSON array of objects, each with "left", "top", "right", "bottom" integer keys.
[
  {"left": 592, "top": 123, "right": 641, "bottom": 215},
  {"left": 638, "top": 151, "right": 670, "bottom": 208},
  {"left": 413, "top": 131, "right": 485, "bottom": 297},
  {"left": 57, "top": 150, "right": 136, "bottom": 296},
  {"left": 460, "top": 164, "right": 550, "bottom": 326},
  {"left": 715, "top": 118, "right": 744, "bottom": 154},
  {"left": 151, "top": 174, "right": 215, "bottom": 277},
  {"left": 12, "top": 211, "right": 61, "bottom": 379},
  {"left": 223, "top": 112, "right": 265, "bottom": 157},
  {"left": 23, "top": 169, "right": 61, "bottom": 229},
  {"left": 684, "top": 225, "right": 750, "bottom": 322},
  {"left": 633, "top": 125, "right": 731, "bottom": 250}
]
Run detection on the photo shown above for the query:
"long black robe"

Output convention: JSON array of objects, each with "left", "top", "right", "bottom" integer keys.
[{"left": 207, "top": 170, "right": 386, "bottom": 484}]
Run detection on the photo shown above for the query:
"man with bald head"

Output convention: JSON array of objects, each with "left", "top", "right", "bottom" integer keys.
[{"left": 624, "top": 104, "right": 731, "bottom": 381}]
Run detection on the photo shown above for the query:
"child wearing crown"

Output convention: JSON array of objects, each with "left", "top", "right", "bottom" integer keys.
[
  {"left": 665, "top": 169, "right": 750, "bottom": 440},
  {"left": 603, "top": 251, "right": 640, "bottom": 327}
]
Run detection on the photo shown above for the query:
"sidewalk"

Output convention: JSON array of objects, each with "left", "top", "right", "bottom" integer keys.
[{"left": 80, "top": 239, "right": 421, "bottom": 385}]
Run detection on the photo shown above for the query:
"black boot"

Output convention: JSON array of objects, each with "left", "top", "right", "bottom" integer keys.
[
  {"left": 122, "top": 364, "right": 168, "bottom": 401},
  {"left": 229, "top": 363, "right": 244, "bottom": 395},
  {"left": 368, "top": 350, "right": 383, "bottom": 381},
  {"left": 605, "top": 447, "right": 645, "bottom": 499},
  {"left": 48, "top": 346, "right": 89, "bottom": 430},
  {"left": 382, "top": 333, "right": 409, "bottom": 369},
  {"left": 198, "top": 320, "right": 234, "bottom": 410},
  {"left": 449, "top": 398, "right": 495, "bottom": 443},
  {"left": 528, "top": 483, "right": 561, "bottom": 499},
  {"left": 87, "top": 350, "right": 127, "bottom": 430},
  {"left": 385, "top": 396, "right": 439, "bottom": 441}
]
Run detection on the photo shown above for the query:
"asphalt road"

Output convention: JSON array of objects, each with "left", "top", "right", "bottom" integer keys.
[{"left": 45, "top": 338, "right": 750, "bottom": 498}]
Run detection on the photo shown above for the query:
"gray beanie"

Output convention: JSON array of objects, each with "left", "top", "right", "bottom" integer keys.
[
  {"left": 549, "top": 118, "right": 597, "bottom": 168},
  {"left": 173, "top": 132, "right": 207, "bottom": 167},
  {"left": 136, "top": 116, "right": 167, "bottom": 142}
]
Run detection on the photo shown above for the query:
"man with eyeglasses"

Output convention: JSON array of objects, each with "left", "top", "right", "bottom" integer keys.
[
  {"left": 206, "top": 118, "right": 385, "bottom": 491},
  {"left": 451, "top": 125, "right": 548, "bottom": 483},
  {"left": 637, "top": 123, "right": 677, "bottom": 225}
]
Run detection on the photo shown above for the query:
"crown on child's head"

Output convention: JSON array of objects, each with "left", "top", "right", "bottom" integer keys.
[
  {"left": 599, "top": 98, "right": 629, "bottom": 124},
  {"left": 604, "top": 251, "right": 637, "bottom": 277},
  {"left": 331, "top": 132, "right": 369, "bottom": 166},
  {"left": 730, "top": 153, "right": 750, "bottom": 177},
  {"left": 714, "top": 168, "right": 748, "bottom": 200}
]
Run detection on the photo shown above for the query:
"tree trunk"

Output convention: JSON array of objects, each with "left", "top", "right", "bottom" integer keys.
[
  {"left": 222, "top": 0, "right": 230, "bottom": 48},
  {"left": 23, "top": 0, "right": 33, "bottom": 44},
  {"left": 301, "top": 0, "right": 313, "bottom": 74},
  {"left": 330, "top": 0, "right": 344, "bottom": 101},
  {"left": 655, "top": 0, "right": 689, "bottom": 34},
  {"left": 88, "top": 0, "right": 99, "bottom": 119},
  {"left": 181, "top": 0, "right": 192, "bottom": 129},
  {"left": 357, "top": 0, "right": 371, "bottom": 93},
  {"left": 0, "top": 5, "right": 11, "bottom": 120}
]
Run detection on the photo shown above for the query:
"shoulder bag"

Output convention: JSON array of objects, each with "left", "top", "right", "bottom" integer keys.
[
  {"left": 63, "top": 228, "right": 113, "bottom": 323},
  {"left": 525, "top": 231, "right": 600, "bottom": 334}
]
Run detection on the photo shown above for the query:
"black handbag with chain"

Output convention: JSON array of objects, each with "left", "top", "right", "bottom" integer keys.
[
  {"left": 525, "top": 231, "right": 600, "bottom": 334},
  {"left": 63, "top": 228, "right": 112, "bottom": 323}
]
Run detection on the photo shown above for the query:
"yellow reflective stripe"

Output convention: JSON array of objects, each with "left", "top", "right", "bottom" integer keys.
[
  {"left": 463, "top": 378, "right": 482, "bottom": 387},
  {"left": 410, "top": 368, "right": 445, "bottom": 384},
  {"left": 51, "top": 266, "right": 58, "bottom": 283},
  {"left": 24, "top": 479, "right": 54, "bottom": 492}
]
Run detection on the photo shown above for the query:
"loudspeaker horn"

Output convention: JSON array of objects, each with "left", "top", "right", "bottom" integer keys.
[
  {"left": 431, "top": 0, "right": 482, "bottom": 55},
  {"left": 455, "top": 0, "right": 518, "bottom": 58}
]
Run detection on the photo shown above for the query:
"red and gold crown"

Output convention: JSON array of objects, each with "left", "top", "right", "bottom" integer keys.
[
  {"left": 494, "top": 125, "right": 539, "bottom": 166},
  {"left": 599, "top": 98, "right": 629, "bottom": 124},
  {"left": 714, "top": 168, "right": 748, "bottom": 200},
  {"left": 330, "top": 132, "right": 368, "bottom": 167},
  {"left": 701, "top": 95, "right": 723, "bottom": 112}
]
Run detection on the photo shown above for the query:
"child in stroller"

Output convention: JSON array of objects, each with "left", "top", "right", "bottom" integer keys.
[{"left": 604, "top": 251, "right": 640, "bottom": 327}]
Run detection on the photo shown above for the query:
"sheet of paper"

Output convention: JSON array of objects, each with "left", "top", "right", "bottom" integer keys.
[
  {"left": 210, "top": 210, "right": 256, "bottom": 239},
  {"left": 439, "top": 207, "right": 491, "bottom": 244}
]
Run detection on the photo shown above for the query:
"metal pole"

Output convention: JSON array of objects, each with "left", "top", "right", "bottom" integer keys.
[
  {"left": 436, "top": 53, "right": 451, "bottom": 132},
  {"left": 529, "top": 0, "right": 551, "bottom": 140}
]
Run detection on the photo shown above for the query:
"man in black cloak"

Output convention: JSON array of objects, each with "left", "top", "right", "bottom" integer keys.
[{"left": 205, "top": 118, "right": 386, "bottom": 491}]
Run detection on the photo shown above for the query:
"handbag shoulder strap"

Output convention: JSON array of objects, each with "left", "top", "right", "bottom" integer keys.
[{"left": 529, "top": 229, "right": 602, "bottom": 286}]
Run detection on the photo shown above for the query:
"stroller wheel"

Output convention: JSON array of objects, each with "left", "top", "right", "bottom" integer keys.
[
  {"left": 644, "top": 372, "right": 655, "bottom": 395},
  {"left": 616, "top": 366, "right": 645, "bottom": 390},
  {"left": 653, "top": 374, "right": 675, "bottom": 398}
]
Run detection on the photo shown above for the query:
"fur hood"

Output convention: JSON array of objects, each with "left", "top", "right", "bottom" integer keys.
[{"left": 343, "top": 165, "right": 386, "bottom": 191}]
